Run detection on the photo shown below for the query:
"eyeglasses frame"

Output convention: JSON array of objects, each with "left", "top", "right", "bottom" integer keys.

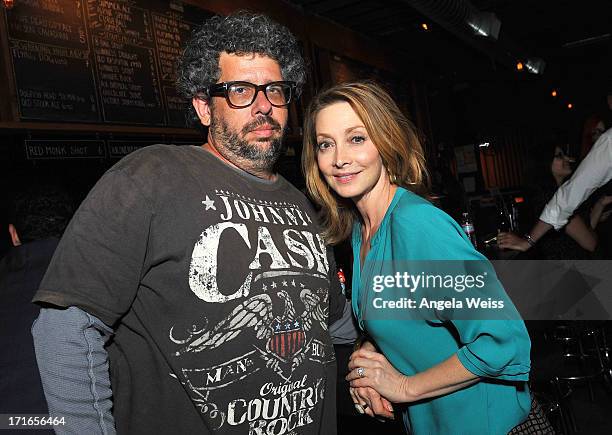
[{"left": 205, "top": 80, "right": 297, "bottom": 109}]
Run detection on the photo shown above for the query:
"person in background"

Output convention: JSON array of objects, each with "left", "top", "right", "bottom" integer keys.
[
  {"left": 503, "top": 128, "right": 612, "bottom": 253},
  {"left": 497, "top": 140, "right": 607, "bottom": 258},
  {"left": 302, "top": 81, "right": 531, "bottom": 435},
  {"left": 32, "top": 12, "right": 354, "bottom": 435},
  {"left": 0, "top": 184, "right": 74, "bottom": 431}
]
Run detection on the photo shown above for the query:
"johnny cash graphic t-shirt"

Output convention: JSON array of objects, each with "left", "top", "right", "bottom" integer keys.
[{"left": 35, "top": 145, "right": 345, "bottom": 434}]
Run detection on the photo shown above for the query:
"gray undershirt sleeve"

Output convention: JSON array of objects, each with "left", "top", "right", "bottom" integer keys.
[
  {"left": 32, "top": 306, "right": 116, "bottom": 435},
  {"left": 329, "top": 300, "right": 359, "bottom": 345}
]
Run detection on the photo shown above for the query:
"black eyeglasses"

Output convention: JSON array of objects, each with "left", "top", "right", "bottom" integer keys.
[{"left": 206, "top": 81, "right": 297, "bottom": 108}]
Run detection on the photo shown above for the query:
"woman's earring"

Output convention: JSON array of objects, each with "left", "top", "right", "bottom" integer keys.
[{"left": 389, "top": 172, "right": 398, "bottom": 184}]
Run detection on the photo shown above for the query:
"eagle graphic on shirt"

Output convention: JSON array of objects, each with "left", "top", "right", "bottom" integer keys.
[{"left": 171, "top": 288, "right": 328, "bottom": 379}]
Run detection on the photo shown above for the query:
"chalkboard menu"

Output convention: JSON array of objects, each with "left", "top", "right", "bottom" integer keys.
[{"left": 3, "top": 0, "right": 211, "bottom": 126}]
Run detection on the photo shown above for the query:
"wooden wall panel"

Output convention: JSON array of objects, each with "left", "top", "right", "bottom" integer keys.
[{"left": 479, "top": 131, "right": 532, "bottom": 189}]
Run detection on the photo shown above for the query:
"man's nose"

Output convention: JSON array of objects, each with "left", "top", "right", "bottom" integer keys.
[{"left": 251, "top": 89, "right": 272, "bottom": 116}]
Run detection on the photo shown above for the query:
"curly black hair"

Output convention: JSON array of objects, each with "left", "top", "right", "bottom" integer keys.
[{"left": 176, "top": 11, "right": 306, "bottom": 127}]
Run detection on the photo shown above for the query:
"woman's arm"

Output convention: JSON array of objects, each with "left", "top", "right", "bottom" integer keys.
[
  {"left": 497, "top": 231, "right": 531, "bottom": 252},
  {"left": 564, "top": 214, "right": 597, "bottom": 251},
  {"left": 590, "top": 195, "right": 612, "bottom": 229},
  {"left": 347, "top": 349, "right": 479, "bottom": 403}
]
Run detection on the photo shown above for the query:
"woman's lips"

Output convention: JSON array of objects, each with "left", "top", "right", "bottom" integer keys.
[{"left": 334, "top": 173, "right": 358, "bottom": 184}]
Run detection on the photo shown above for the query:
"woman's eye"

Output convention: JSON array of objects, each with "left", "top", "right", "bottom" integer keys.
[
  {"left": 351, "top": 135, "right": 366, "bottom": 144},
  {"left": 317, "top": 141, "right": 333, "bottom": 150}
]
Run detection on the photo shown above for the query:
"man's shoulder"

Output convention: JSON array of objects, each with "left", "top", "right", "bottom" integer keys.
[
  {"left": 108, "top": 144, "right": 204, "bottom": 179},
  {"left": 116, "top": 144, "right": 198, "bottom": 165},
  {"left": 276, "top": 176, "right": 314, "bottom": 208}
]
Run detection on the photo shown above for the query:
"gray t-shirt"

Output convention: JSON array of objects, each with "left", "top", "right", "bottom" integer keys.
[{"left": 34, "top": 145, "right": 345, "bottom": 434}]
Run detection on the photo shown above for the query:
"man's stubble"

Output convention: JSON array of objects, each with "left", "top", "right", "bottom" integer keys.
[{"left": 209, "top": 110, "right": 285, "bottom": 176}]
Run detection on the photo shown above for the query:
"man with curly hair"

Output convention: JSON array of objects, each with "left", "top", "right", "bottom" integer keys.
[{"left": 32, "top": 12, "right": 354, "bottom": 435}]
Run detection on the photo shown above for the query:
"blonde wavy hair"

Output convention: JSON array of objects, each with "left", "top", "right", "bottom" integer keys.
[{"left": 301, "top": 81, "right": 430, "bottom": 245}]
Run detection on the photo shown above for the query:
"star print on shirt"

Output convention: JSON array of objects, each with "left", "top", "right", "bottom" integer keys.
[{"left": 202, "top": 195, "right": 216, "bottom": 210}]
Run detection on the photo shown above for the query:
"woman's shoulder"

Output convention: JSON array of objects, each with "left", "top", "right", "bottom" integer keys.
[{"left": 391, "top": 188, "right": 455, "bottom": 227}]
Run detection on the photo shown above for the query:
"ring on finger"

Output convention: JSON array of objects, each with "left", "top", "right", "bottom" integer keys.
[
  {"left": 357, "top": 367, "right": 366, "bottom": 378},
  {"left": 354, "top": 403, "right": 364, "bottom": 414}
]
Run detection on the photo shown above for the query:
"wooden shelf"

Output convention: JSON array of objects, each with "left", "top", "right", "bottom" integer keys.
[{"left": 0, "top": 121, "right": 201, "bottom": 137}]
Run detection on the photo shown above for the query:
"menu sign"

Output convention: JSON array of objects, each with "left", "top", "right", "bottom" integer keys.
[
  {"left": 6, "top": 0, "right": 98, "bottom": 121},
  {"left": 107, "top": 139, "right": 154, "bottom": 158},
  {"left": 25, "top": 139, "right": 106, "bottom": 159},
  {"left": 3, "top": 0, "right": 211, "bottom": 126}
]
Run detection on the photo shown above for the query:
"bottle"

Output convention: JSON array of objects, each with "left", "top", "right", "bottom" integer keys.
[
  {"left": 497, "top": 207, "right": 510, "bottom": 233},
  {"left": 496, "top": 196, "right": 510, "bottom": 233},
  {"left": 510, "top": 200, "right": 519, "bottom": 232},
  {"left": 460, "top": 212, "right": 478, "bottom": 248}
]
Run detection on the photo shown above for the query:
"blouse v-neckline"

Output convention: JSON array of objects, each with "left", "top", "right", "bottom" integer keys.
[
  {"left": 354, "top": 187, "right": 406, "bottom": 272},
  {"left": 352, "top": 187, "right": 407, "bottom": 326}
]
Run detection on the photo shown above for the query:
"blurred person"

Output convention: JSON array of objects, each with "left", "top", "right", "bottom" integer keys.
[
  {"left": 0, "top": 184, "right": 74, "bottom": 426},
  {"left": 32, "top": 12, "right": 354, "bottom": 435},
  {"left": 302, "top": 81, "right": 531, "bottom": 435},
  {"left": 497, "top": 141, "right": 606, "bottom": 258},
  {"left": 503, "top": 128, "right": 612, "bottom": 253}
]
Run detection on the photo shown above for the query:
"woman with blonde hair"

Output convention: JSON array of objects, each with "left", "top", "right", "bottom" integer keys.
[{"left": 302, "top": 81, "right": 532, "bottom": 434}]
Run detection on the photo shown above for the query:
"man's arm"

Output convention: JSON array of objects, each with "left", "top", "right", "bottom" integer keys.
[
  {"left": 32, "top": 306, "right": 116, "bottom": 435},
  {"left": 329, "top": 300, "right": 359, "bottom": 345},
  {"left": 539, "top": 129, "right": 612, "bottom": 230}
]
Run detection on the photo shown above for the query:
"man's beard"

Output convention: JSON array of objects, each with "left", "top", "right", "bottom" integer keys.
[{"left": 209, "top": 113, "right": 285, "bottom": 173}]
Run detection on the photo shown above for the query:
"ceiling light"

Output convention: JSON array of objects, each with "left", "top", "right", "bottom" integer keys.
[
  {"left": 551, "top": 90, "right": 557, "bottom": 97},
  {"left": 525, "top": 58, "right": 546, "bottom": 75},
  {"left": 516, "top": 62, "right": 524, "bottom": 71},
  {"left": 467, "top": 12, "right": 501, "bottom": 40}
]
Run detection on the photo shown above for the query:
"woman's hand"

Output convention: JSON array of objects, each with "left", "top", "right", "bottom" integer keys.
[
  {"left": 349, "top": 386, "right": 394, "bottom": 419},
  {"left": 347, "top": 348, "right": 414, "bottom": 403},
  {"left": 349, "top": 339, "right": 394, "bottom": 418},
  {"left": 497, "top": 232, "right": 530, "bottom": 252},
  {"left": 591, "top": 195, "right": 612, "bottom": 228}
]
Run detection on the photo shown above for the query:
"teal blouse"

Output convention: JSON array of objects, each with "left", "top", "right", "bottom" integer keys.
[{"left": 351, "top": 187, "right": 531, "bottom": 435}]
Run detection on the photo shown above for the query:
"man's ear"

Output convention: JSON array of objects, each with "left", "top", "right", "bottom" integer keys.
[
  {"left": 192, "top": 97, "right": 212, "bottom": 127},
  {"left": 8, "top": 224, "right": 21, "bottom": 247}
]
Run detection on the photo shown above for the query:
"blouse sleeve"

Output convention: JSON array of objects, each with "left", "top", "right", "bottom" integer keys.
[{"left": 389, "top": 201, "right": 531, "bottom": 381}]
